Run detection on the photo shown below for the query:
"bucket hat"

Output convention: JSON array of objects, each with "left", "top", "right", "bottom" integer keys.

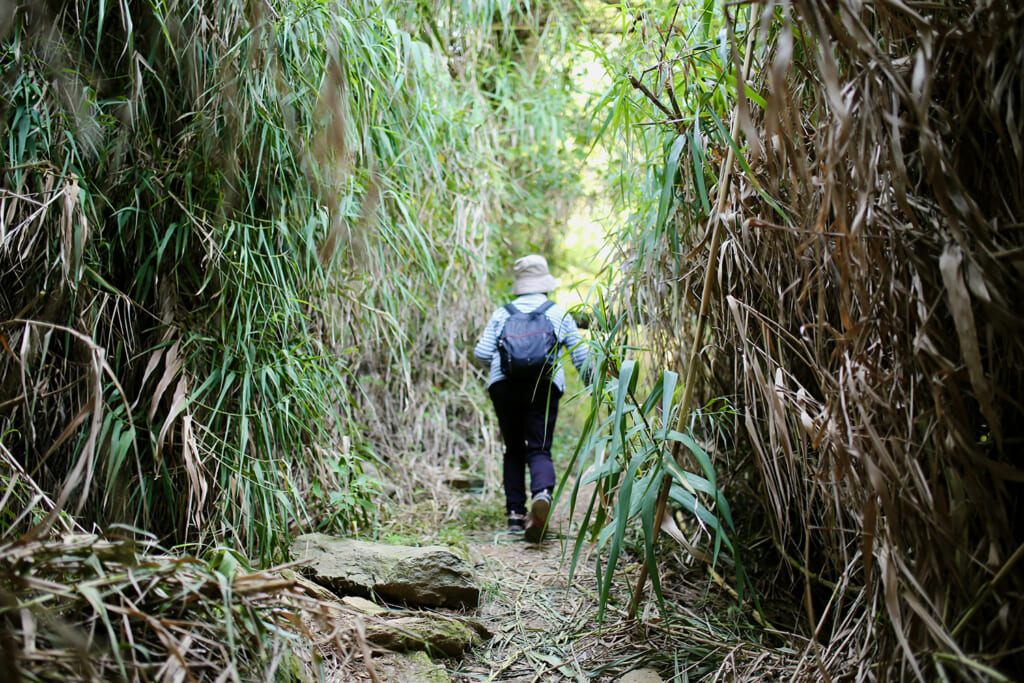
[{"left": 512, "top": 255, "right": 559, "bottom": 295}]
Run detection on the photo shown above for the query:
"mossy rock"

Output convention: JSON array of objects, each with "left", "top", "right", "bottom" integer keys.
[
  {"left": 364, "top": 613, "right": 485, "bottom": 657},
  {"left": 290, "top": 533, "right": 480, "bottom": 608}
]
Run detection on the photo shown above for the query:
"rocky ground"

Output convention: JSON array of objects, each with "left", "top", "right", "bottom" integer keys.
[
  {"left": 296, "top": 464, "right": 671, "bottom": 683},
  {"left": 313, "top": 476, "right": 671, "bottom": 683}
]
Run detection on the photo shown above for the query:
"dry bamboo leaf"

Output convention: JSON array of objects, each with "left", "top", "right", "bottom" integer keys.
[
  {"left": 964, "top": 259, "right": 993, "bottom": 305},
  {"left": 149, "top": 340, "right": 183, "bottom": 422},
  {"left": 78, "top": 346, "right": 106, "bottom": 511},
  {"left": 155, "top": 376, "right": 189, "bottom": 465},
  {"left": 132, "top": 346, "right": 166, "bottom": 411},
  {"left": 856, "top": 493, "right": 877, "bottom": 600},
  {"left": 939, "top": 245, "right": 999, "bottom": 440},
  {"left": 880, "top": 546, "right": 923, "bottom": 679},
  {"left": 60, "top": 178, "right": 78, "bottom": 284},
  {"left": 659, "top": 508, "right": 712, "bottom": 565},
  {"left": 25, "top": 341, "right": 105, "bottom": 527},
  {"left": 180, "top": 411, "right": 208, "bottom": 528}
]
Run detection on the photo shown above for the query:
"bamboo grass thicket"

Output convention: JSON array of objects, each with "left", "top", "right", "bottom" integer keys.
[
  {"left": 1, "top": 0, "right": 380, "bottom": 556},
  {"left": 0, "top": 0, "right": 577, "bottom": 550},
  {"left": 562, "top": 0, "right": 753, "bottom": 648},
  {"left": 1, "top": 0, "right": 586, "bottom": 676},
  {"left": 582, "top": 0, "right": 1024, "bottom": 679}
]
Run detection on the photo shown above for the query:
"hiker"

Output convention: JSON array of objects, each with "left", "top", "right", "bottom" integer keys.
[{"left": 473, "top": 254, "right": 589, "bottom": 542}]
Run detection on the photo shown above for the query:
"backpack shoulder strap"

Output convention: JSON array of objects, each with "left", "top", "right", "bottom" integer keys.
[{"left": 503, "top": 301, "right": 554, "bottom": 317}]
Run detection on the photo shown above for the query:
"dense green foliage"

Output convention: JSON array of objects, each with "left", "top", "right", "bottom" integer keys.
[
  {"left": 0, "top": 0, "right": 583, "bottom": 558},
  {"left": 2, "top": 0, "right": 588, "bottom": 677}
]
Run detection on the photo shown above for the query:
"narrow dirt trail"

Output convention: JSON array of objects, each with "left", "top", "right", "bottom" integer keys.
[
  {"left": 446, "top": 486, "right": 654, "bottom": 683},
  {"left": 454, "top": 504, "right": 598, "bottom": 681}
]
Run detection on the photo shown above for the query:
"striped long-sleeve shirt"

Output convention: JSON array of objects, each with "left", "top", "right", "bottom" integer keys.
[{"left": 473, "top": 293, "right": 588, "bottom": 392}]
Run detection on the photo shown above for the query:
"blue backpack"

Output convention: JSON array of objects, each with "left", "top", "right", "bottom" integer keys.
[{"left": 497, "top": 301, "right": 558, "bottom": 379}]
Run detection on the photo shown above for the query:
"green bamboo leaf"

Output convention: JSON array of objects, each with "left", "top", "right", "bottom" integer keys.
[
  {"left": 611, "top": 359, "right": 636, "bottom": 456},
  {"left": 705, "top": 105, "right": 791, "bottom": 224},
  {"left": 690, "top": 118, "right": 711, "bottom": 215},
  {"left": 657, "top": 133, "right": 687, "bottom": 229},
  {"left": 664, "top": 429, "right": 717, "bottom": 489},
  {"left": 639, "top": 374, "right": 664, "bottom": 418},
  {"left": 640, "top": 470, "right": 666, "bottom": 614},
  {"left": 660, "top": 370, "right": 678, "bottom": 428},
  {"left": 700, "top": 0, "right": 715, "bottom": 41},
  {"left": 598, "top": 448, "right": 644, "bottom": 622}
]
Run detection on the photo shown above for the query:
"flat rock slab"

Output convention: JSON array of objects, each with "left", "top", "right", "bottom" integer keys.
[
  {"left": 372, "top": 650, "right": 451, "bottom": 682},
  {"left": 619, "top": 669, "right": 663, "bottom": 683},
  {"left": 291, "top": 533, "right": 480, "bottom": 609},
  {"left": 364, "top": 613, "right": 486, "bottom": 657},
  {"left": 343, "top": 592, "right": 492, "bottom": 657},
  {"left": 444, "top": 471, "right": 486, "bottom": 490}
]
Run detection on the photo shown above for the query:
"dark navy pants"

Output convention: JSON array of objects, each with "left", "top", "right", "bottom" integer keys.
[{"left": 488, "top": 379, "right": 561, "bottom": 515}]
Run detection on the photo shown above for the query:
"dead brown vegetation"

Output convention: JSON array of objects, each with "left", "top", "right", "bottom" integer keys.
[{"left": 629, "top": 0, "right": 1024, "bottom": 678}]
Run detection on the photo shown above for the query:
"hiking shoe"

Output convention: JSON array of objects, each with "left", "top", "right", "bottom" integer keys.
[
  {"left": 524, "top": 490, "right": 552, "bottom": 543},
  {"left": 507, "top": 512, "right": 527, "bottom": 533}
]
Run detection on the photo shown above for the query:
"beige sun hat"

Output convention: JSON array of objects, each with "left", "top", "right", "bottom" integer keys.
[{"left": 512, "top": 254, "right": 560, "bottom": 295}]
